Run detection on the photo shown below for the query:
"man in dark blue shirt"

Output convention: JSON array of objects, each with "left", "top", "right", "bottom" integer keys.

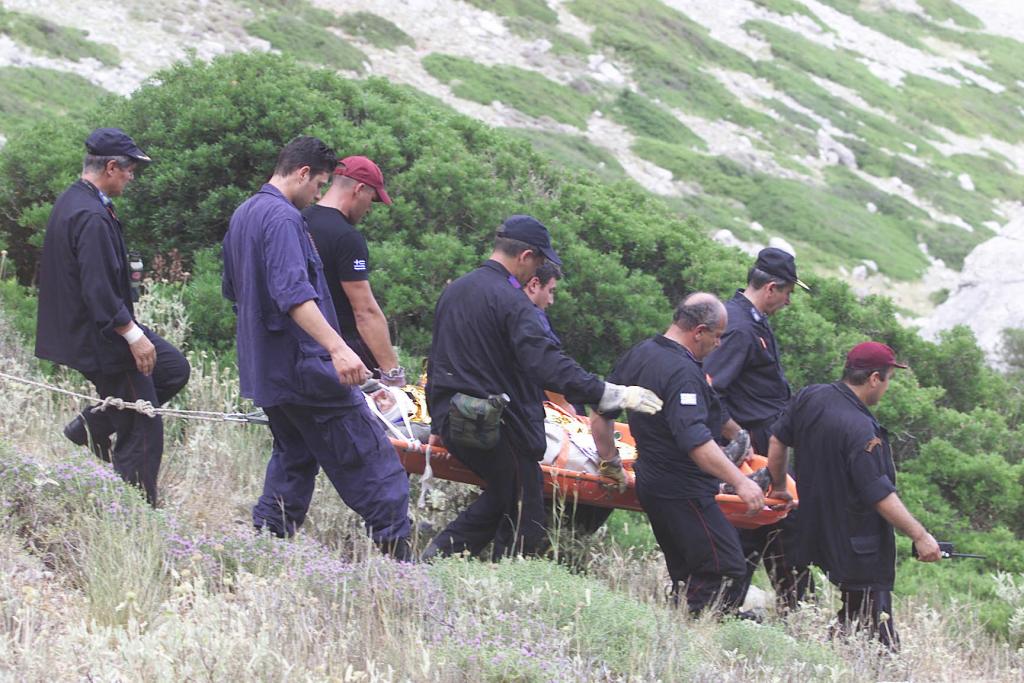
[
  {"left": 222, "top": 136, "right": 411, "bottom": 558},
  {"left": 591, "top": 293, "right": 765, "bottom": 615},
  {"left": 766, "top": 342, "right": 940, "bottom": 649},
  {"left": 423, "top": 215, "right": 662, "bottom": 560},
  {"left": 703, "top": 247, "right": 811, "bottom": 610},
  {"left": 36, "top": 128, "right": 190, "bottom": 506},
  {"left": 304, "top": 155, "right": 404, "bottom": 387},
  {"left": 523, "top": 261, "right": 563, "bottom": 348}
]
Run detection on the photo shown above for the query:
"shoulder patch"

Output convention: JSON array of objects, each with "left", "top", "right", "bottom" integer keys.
[
  {"left": 864, "top": 436, "right": 882, "bottom": 453},
  {"left": 680, "top": 392, "right": 698, "bottom": 406},
  {"left": 353, "top": 258, "right": 367, "bottom": 271}
]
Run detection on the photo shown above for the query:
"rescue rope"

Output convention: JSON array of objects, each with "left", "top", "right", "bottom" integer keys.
[{"left": 0, "top": 370, "right": 267, "bottom": 424}]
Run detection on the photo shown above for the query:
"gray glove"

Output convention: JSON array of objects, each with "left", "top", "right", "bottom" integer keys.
[
  {"left": 597, "top": 382, "right": 663, "bottom": 415},
  {"left": 598, "top": 454, "right": 628, "bottom": 493},
  {"left": 378, "top": 365, "right": 407, "bottom": 388}
]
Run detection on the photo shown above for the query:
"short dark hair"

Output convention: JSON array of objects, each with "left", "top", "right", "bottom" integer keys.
[
  {"left": 842, "top": 365, "right": 892, "bottom": 385},
  {"left": 747, "top": 266, "right": 790, "bottom": 290},
  {"left": 82, "top": 154, "right": 134, "bottom": 173},
  {"left": 673, "top": 294, "right": 724, "bottom": 331},
  {"left": 494, "top": 233, "right": 537, "bottom": 259},
  {"left": 533, "top": 261, "right": 562, "bottom": 286},
  {"left": 273, "top": 136, "right": 337, "bottom": 177}
]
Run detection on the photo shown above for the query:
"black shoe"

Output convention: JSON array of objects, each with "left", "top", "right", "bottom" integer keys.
[{"left": 64, "top": 415, "right": 112, "bottom": 460}]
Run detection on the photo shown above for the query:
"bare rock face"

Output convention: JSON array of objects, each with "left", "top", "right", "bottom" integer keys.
[{"left": 920, "top": 210, "right": 1024, "bottom": 366}]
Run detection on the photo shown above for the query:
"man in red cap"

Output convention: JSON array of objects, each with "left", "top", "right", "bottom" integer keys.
[
  {"left": 764, "top": 341, "right": 941, "bottom": 650},
  {"left": 303, "top": 155, "right": 405, "bottom": 387}
]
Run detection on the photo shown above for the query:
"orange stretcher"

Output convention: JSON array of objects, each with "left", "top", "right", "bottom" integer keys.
[{"left": 386, "top": 390, "right": 797, "bottom": 530}]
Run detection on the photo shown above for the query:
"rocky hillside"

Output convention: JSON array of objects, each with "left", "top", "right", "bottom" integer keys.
[{"left": 1, "top": 0, "right": 1023, "bottom": 360}]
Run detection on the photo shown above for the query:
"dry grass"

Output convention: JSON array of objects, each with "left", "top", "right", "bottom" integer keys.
[{"left": 0, "top": 307, "right": 1022, "bottom": 681}]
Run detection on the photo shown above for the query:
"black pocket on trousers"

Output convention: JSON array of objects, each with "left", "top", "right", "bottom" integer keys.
[{"left": 850, "top": 534, "right": 880, "bottom": 555}]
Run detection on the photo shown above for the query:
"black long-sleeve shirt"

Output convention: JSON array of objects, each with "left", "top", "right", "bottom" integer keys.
[
  {"left": 427, "top": 260, "right": 605, "bottom": 459},
  {"left": 36, "top": 180, "right": 136, "bottom": 375}
]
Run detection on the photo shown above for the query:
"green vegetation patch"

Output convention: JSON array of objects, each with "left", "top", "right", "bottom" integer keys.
[
  {"left": 607, "top": 90, "right": 705, "bottom": 150},
  {"left": 0, "top": 67, "right": 108, "bottom": 137},
  {"left": 337, "top": 11, "right": 414, "bottom": 50},
  {"left": 462, "top": 0, "right": 558, "bottom": 25},
  {"left": 505, "top": 16, "right": 590, "bottom": 57},
  {"left": 917, "top": 0, "right": 984, "bottom": 29},
  {"left": 431, "top": 558, "right": 660, "bottom": 674},
  {"left": 503, "top": 128, "right": 624, "bottom": 182},
  {"left": 0, "top": 7, "right": 120, "bottom": 65},
  {"left": 246, "top": 13, "right": 367, "bottom": 72},
  {"left": 750, "top": 0, "right": 829, "bottom": 32},
  {"left": 423, "top": 53, "right": 595, "bottom": 128}
]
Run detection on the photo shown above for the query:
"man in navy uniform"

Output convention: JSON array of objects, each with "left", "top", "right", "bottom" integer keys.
[
  {"left": 36, "top": 127, "right": 190, "bottom": 506},
  {"left": 222, "top": 136, "right": 411, "bottom": 558},
  {"left": 703, "top": 246, "right": 811, "bottom": 610},
  {"left": 303, "top": 155, "right": 405, "bottom": 387},
  {"left": 765, "top": 342, "right": 941, "bottom": 649},
  {"left": 423, "top": 215, "right": 662, "bottom": 560},
  {"left": 591, "top": 293, "right": 765, "bottom": 615},
  {"left": 523, "top": 261, "right": 563, "bottom": 347}
]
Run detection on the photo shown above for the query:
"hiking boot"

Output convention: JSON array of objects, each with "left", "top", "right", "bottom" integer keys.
[
  {"left": 63, "top": 414, "right": 112, "bottom": 461},
  {"left": 722, "top": 429, "right": 750, "bottom": 466}
]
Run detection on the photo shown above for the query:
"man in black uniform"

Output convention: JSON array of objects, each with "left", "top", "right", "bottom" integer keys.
[
  {"left": 304, "top": 155, "right": 405, "bottom": 387},
  {"left": 591, "top": 293, "right": 765, "bottom": 615},
  {"left": 423, "top": 215, "right": 662, "bottom": 560},
  {"left": 703, "top": 246, "right": 811, "bottom": 610},
  {"left": 766, "top": 342, "right": 941, "bottom": 649},
  {"left": 36, "top": 128, "right": 190, "bottom": 506}
]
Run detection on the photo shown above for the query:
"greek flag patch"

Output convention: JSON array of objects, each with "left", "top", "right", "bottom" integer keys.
[
  {"left": 680, "top": 393, "right": 697, "bottom": 405},
  {"left": 353, "top": 259, "right": 367, "bottom": 271}
]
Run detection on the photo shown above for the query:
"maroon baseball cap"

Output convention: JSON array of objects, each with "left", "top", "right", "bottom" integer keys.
[
  {"left": 845, "top": 342, "right": 909, "bottom": 370},
  {"left": 335, "top": 155, "right": 392, "bottom": 205}
]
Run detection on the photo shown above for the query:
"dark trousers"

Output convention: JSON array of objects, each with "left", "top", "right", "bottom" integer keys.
[
  {"left": 835, "top": 587, "right": 899, "bottom": 651},
  {"left": 79, "top": 330, "right": 190, "bottom": 506},
  {"left": 638, "top": 486, "right": 747, "bottom": 615},
  {"left": 736, "top": 420, "right": 813, "bottom": 610},
  {"left": 253, "top": 402, "right": 411, "bottom": 544},
  {"left": 429, "top": 432, "right": 546, "bottom": 561}
]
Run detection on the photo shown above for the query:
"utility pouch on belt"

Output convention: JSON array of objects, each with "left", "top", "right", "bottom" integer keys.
[{"left": 448, "top": 392, "right": 511, "bottom": 450}]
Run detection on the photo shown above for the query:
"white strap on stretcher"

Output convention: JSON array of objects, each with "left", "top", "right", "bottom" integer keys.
[{"left": 363, "top": 387, "right": 434, "bottom": 508}]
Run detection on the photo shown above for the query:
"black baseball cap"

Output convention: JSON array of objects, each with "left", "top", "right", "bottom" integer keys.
[
  {"left": 755, "top": 247, "right": 810, "bottom": 291},
  {"left": 85, "top": 128, "right": 152, "bottom": 162},
  {"left": 497, "top": 215, "right": 562, "bottom": 266}
]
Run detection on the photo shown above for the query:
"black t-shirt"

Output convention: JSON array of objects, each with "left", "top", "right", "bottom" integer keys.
[
  {"left": 302, "top": 205, "right": 369, "bottom": 339},
  {"left": 771, "top": 382, "right": 898, "bottom": 589},
  {"left": 604, "top": 335, "right": 722, "bottom": 499}
]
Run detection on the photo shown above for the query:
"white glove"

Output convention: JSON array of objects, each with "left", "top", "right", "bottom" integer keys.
[{"left": 598, "top": 383, "right": 663, "bottom": 415}]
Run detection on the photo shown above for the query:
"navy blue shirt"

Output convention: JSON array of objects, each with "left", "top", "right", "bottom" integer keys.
[
  {"left": 704, "top": 290, "right": 791, "bottom": 427},
  {"left": 222, "top": 184, "right": 362, "bottom": 409},
  {"left": 771, "top": 382, "right": 898, "bottom": 589},
  {"left": 604, "top": 335, "right": 722, "bottom": 499},
  {"left": 427, "top": 260, "right": 605, "bottom": 459},
  {"left": 535, "top": 307, "right": 561, "bottom": 347},
  {"left": 36, "top": 180, "right": 138, "bottom": 374}
]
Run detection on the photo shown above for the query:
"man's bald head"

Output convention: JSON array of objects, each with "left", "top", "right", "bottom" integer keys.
[{"left": 673, "top": 292, "right": 726, "bottom": 331}]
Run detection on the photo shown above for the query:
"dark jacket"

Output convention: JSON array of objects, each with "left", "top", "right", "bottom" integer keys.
[
  {"left": 704, "top": 290, "right": 791, "bottom": 428},
  {"left": 771, "top": 382, "right": 898, "bottom": 590},
  {"left": 35, "top": 180, "right": 136, "bottom": 375},
  {"left": 427, "top": 260, "right": 605, "bottom": 459}
]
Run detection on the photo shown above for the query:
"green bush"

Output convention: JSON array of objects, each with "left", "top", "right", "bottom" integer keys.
[
  {"left": 462, "top": 0, "right": 558, "bottom": 24},
  {"left": 607, "top": 90, "right": 705, "bottom": 150}
]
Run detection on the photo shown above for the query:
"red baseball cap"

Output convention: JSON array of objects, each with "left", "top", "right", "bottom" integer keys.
[
  {"left": 845, "top": 342, "right": 909, "bottom": 370},
  {"left": 335, "top": 155, "right": 392, "bottom": 205}
]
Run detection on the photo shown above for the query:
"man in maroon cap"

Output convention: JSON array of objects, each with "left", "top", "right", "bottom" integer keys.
[
  {"left": 764, "top": 342, "right": 941, "bottom": 650},
  {"left": 304, "top": 155, "right": 405, "bottom": 387}
]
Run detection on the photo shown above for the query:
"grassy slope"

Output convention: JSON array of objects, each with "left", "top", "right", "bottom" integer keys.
[{"left": 0, "top": 67, "right": 108, "bottom": 137}]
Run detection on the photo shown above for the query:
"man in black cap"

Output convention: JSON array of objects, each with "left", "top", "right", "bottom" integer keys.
[
  {"left": 423, "top": 215, "right": 663, "bottom": 560},
  {"left": 765, "top": 342, "right": 941, "bottom": 649},
  {"left": 36, "top": 127, "right": 190, "bottom": 506},
  {"left": 703, "top": 246, "right": 811, "bottom": 610}
]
